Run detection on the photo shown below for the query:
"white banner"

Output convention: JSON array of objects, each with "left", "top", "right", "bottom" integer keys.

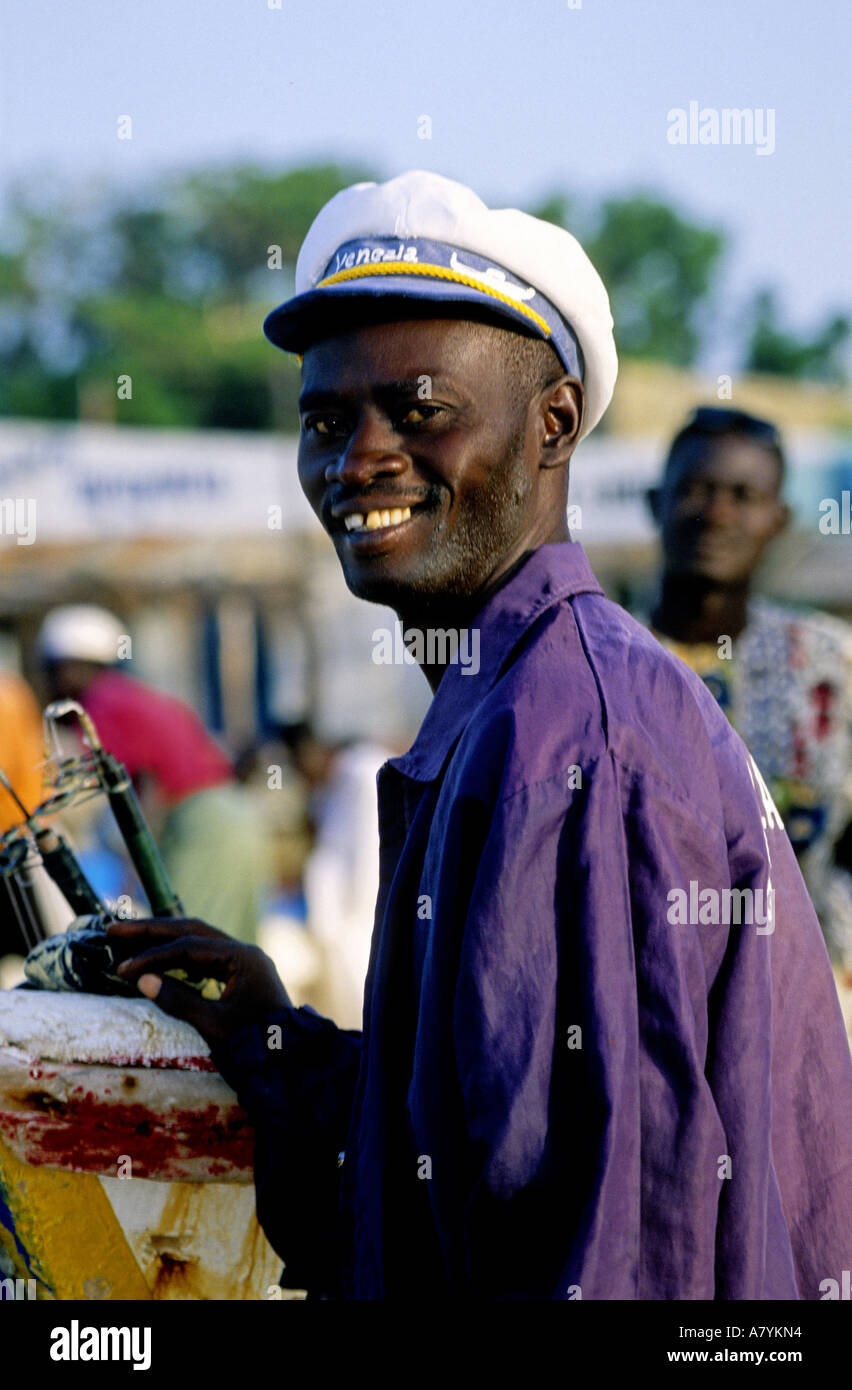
[
  {"left": 0, "top": 420, "right": 313, "bottom": 546},
  {"left": 0, "top": 419, "right": 844, "bottom": 549}
]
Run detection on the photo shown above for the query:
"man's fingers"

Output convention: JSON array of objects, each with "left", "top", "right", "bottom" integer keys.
[
  {"left": 136, "top": 971, "right": 221, "bottom": 1041},
  {"left": 108, "top": 919, "right": 191, "bottom": 940},
  {"left": 107, "top": 918, "right": 227, "bottom": 943},
  {"left": 116, "top": 937, "right": 235, "bottom": 983}
]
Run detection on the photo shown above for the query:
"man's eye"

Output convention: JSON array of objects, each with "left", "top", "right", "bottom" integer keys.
[
  {"left": 305, "top": 414, "right": 346, "bottom": 437},
  {"left": 398, "top": 404, "right": 441, "bottom": 428}
]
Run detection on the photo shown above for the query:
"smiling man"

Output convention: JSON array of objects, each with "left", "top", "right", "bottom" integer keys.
[
  {"left": 298, "top": 310, "right": 579, "bottom": 687},
  {"left": 113, "top": 172, "right": 852, "bottom": 1301},
  {"left": 648, "top": 406, "right": 852, "bottom": 1027}
]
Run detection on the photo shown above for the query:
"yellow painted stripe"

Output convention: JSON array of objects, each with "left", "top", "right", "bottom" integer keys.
[
  {"left": 317, "top": 261, "right": 552, "bottom": 336},
  {"left": 0, "top": 1135, "right": 150, "bottom": 1300}
]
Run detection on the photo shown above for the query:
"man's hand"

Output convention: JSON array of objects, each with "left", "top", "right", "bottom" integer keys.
[{"left": 108, "top": 918, "right": 292, "bottom": 1046}]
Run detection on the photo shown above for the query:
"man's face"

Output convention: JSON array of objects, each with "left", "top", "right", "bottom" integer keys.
[
  {"left": 44, "top": 658, "right": 99, "bottom": 702},
  {"left": 655, "top": 434, "right": 788, "bottom": 586},
  {"left": 297, "top": 317, "right": 565, "bottom": 610}
]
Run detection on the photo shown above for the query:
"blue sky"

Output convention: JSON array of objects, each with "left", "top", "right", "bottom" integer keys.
[{"left": 2, "top": 0, "right": 848, "bottom": 362}]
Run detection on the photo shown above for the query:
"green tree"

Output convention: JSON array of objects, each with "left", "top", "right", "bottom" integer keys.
[
  {"left": 2, "top": 166, "right": 846, "bottom": 428},
  {"left": 583, "top": 195, "right": 726, "bottom": 366},
  {"left": 0, "top": 162, "right": 375, "bottom": 430},
  {"left": 744, "top": 289, "right": 850, "bottom": 383}
]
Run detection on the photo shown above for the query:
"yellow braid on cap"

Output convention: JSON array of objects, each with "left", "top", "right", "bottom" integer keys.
[{"left": 316, "top": 261, "right": 552, "bottom": 337}]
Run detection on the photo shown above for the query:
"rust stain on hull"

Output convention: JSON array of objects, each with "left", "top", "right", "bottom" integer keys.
[{"left": 0, "top": 1051, "right": 254, "bottom": 1182}]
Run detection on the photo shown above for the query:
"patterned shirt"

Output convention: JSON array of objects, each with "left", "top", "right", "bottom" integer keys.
[{"left": 653, "top": 600, "right": 852, "bottom": 968}]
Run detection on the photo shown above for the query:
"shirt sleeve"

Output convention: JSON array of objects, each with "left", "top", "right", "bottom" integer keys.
[
  {"left": 82, "top": 672, "right": 232, "bottom": 798},
  {"left": 440, "top": 756, "right": 668, "bottom": 1299},
  {"left": 427, "top": 743, "right": 852, "bottom": 1300},
  {"left": 209, "top": 1004, "right": 362, "bottom": 1297}
]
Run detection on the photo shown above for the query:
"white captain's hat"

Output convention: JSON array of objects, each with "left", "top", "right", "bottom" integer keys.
[
  {"left": 37, "top": 605, "right": 126, "bottom": 665},
  {"left": 263, "top": 170, "right": 618, "bottom": 441}
]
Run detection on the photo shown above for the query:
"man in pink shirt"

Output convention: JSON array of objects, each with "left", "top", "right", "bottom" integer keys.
[{"left": 37, "top": 605, "right": 266, "bottom": 943}]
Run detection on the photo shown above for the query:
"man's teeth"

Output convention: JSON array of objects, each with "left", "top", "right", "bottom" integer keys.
[{"left": 344, "top": 506, "right": 412, "bottom": 532}]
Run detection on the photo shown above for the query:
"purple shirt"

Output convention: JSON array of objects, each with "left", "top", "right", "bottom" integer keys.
[{"left": 211, "top": 542, "right": 852, "bottom": 1300}]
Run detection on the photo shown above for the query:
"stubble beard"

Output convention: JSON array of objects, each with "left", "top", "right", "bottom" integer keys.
[{"left": 339, "top": 423, "right": 533, "bottom": 626}]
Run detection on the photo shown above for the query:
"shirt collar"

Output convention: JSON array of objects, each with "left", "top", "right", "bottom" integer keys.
[{"left": 387, "top": 541, "right": 604, "bottom": 783}]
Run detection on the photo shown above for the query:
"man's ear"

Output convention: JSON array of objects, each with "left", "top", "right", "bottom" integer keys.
[{"left": 540, "top": 379, "right": 583, "bottom": 468}]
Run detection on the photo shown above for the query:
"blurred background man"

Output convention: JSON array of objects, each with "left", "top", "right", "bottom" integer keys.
[
  {"left": 279, "top": 721, "right": 391, "bottom": 1029},
  {"left": 37, "top": 604, "right": 270, "bottom": 944},
  {"left": 646, "top": 406, "right": 852, "bottom": 1032}
]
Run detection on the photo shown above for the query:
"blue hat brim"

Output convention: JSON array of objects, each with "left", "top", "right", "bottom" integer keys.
[{"left": 263, "top": 276, "right": 553, "bottom": 355}]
